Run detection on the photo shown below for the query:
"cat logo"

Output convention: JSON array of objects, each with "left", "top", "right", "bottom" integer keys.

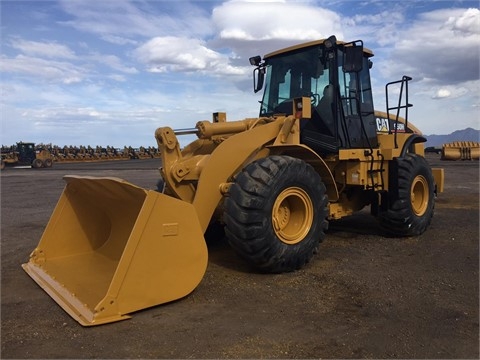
[{"left": 376, "top": 117, "right": 390, "bottom": 132}]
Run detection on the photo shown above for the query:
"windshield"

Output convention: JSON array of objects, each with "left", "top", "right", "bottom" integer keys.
[
  {"left": 259, "top": 45, "right": 374, "bottom": 117},
  {"left": 260, "top": 45, "right": 329, "bottom": 116},
  {"left": 257, "top": 42, "right": 378, "bottom": 150}
]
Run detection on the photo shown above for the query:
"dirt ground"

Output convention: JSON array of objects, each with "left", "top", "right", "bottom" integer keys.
[{"left": 1, "top": 154, "right": 478, "bottom": 359}]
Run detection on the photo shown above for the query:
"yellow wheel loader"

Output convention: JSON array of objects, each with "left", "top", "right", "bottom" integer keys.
[
  {"left": 23, "top": 36, "right": 444, "bottom": 326},
  {"left": 1, "top": 142, "right": 53, "bottom": 169}
]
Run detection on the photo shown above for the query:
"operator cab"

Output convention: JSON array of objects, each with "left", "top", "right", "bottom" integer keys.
[
  {"left": 250, "top": 36, "right": 378, "bottom": 154},
  {"left": 17, "top": 142, "right": 36, "bottom": 165}
]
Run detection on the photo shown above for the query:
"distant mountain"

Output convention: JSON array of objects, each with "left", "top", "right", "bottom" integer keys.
[{"left": 424, "top": 128, "right": 480, "bottom": 147}]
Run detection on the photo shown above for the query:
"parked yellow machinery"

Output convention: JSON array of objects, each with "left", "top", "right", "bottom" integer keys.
[
  {"left": 1, "top": 142, "right": 53, "bottom": 170},
  {"left": 48, "top": 145, "right": 161, "bottom": 162},
  {"left": 23, "top": 36, "right": 444, "bottom": 326},
  {"left": 442, "top": 141, "right": 479, "bottom": 160}
]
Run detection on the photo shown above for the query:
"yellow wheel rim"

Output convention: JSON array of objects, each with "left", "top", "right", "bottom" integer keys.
[
  {"left": 411, "top": 175, "right": 429, "bottom": 216},
  {"left": 272, "top": 187, "right": 313, "bottom": 245}
]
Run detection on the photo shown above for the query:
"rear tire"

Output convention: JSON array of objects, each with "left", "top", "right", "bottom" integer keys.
[
  {"left": 43, "top": 158, "right": 53, "bottom": 168},
  {"left": 379, "top": 154, "right": 435, "bottom": 236},
  {"left": 224, "top": 155, "right": 328, "bottom": 273}
]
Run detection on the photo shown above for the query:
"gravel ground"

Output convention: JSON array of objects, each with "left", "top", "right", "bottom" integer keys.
[{"left": 1, "top": 154, "right": 478, "bottom": 359}]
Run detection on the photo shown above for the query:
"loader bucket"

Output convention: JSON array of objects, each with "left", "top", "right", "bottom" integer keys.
[{"left": 22, "top": 175, "right": 208, "bottom": 326}]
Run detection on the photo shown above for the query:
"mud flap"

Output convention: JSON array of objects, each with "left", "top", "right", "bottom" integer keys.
[{"left": 22, "top": 175, "right": 208, "bottom": 326}]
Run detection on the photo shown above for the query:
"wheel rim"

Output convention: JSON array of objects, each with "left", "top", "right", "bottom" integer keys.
[
  {"left": 411, "top": 175, "right": 429, "bottom": 216},
  {"left": 272, "top": 187, "right": 313, "bottom": 245}
]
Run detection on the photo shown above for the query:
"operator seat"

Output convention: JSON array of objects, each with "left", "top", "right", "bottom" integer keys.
[
  {"left": 300, "top": 84, "right": 338, "bottom": 154},
  {"left": 316, "top": 84, "right": 335, "bottom": 135}
]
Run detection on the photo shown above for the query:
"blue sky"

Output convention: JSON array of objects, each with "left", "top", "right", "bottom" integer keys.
[{"left": 1, "top": 0, "right": 479, "bottom": 147}]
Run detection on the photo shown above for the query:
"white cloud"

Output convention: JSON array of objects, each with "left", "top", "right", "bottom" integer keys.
[
  {"left": 206, "top": 0, "right": 346, "bottom": 71},
  {"left": 58, "top": 0, "right": 214, "bottom": 39},
  {"left": 108, "top": 74, "right": 127, "bottom": 82},
  {"left": 134, "top": 36, "right": 246, "bottom": 75},
  {"left": 431, "top": 86, "right": 469, "bottom": 100},
  {"left": 10, "top": 38, "right": 76, "bottom": 59},
  {"left": 100, "top": 34, "right": 139, "bottom": 46},
  {"left": 343, "top": 9, "right": 405, "bottom": 46},
  {"left": 0, "top": 55, "right": 85, "bottom": 84},
  {"left": 1, "top": 37, "right": 139, "bottom": 84},
  {"left": 88, "top": 53, "right": 138, "bottom": 74},
  {"left": 388, "top": 8, "right": 480, "bottom": 85},
  {"left": 433, "top": 89, "right": 451, "bottom": 99},
  {"left": 444, "top": 7, "right": 480, "bottom": 35},
  {"left": 213, "top": 0, "right": 342, "bottom": 41}
]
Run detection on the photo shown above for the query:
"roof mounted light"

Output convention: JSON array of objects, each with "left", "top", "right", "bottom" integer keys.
[
  {"left": 324, "top": 35, "right": 337, "bottom": 49},
  {"left": 249, "top": 55, "right": 262, "bottom": 66}
]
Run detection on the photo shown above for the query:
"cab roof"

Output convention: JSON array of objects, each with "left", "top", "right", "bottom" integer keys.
[{"left": 264, "top": 39, "right": 374, "bottom": 59}]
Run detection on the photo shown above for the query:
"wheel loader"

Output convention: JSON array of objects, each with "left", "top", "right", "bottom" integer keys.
[
  {"left": 23, "top": 36, "right": 444, "bottom": 326},
  {"left": 1, "top": 142, "right": 53, "bottom": 170}
]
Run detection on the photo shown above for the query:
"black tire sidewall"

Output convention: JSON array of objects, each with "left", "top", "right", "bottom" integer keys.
[
  {"left": 225, "top": 155, "right": 328, "bottom": 272},
  {"left": 43, "top": 159, "right": 53, "bottom": 168},
  {"left": 380, "top": 154, "right": 435, "bottom": 236},
  {"left": 260, "top": 161, "right": 325, "bottom": 260},
  {"left": 32, "top": 159, "right": 43, "bottom": 168}
]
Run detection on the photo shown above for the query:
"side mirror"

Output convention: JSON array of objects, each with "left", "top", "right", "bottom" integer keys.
[
  {"left": 343, "top": 41, "right": 364, "bottom": 73},
  {"left": 253, "top": 66, "right": 265, "bottom": 93}
]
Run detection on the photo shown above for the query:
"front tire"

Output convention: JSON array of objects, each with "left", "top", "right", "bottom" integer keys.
[
  {"left": 32, "top": 158, "right": 43, "bottom": 168},
  {"left": 379, "top": 154, "right": 435, "bottom": 236},
  {"left": 224, "top": 156, "right": 328, "bottom": 273}
]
